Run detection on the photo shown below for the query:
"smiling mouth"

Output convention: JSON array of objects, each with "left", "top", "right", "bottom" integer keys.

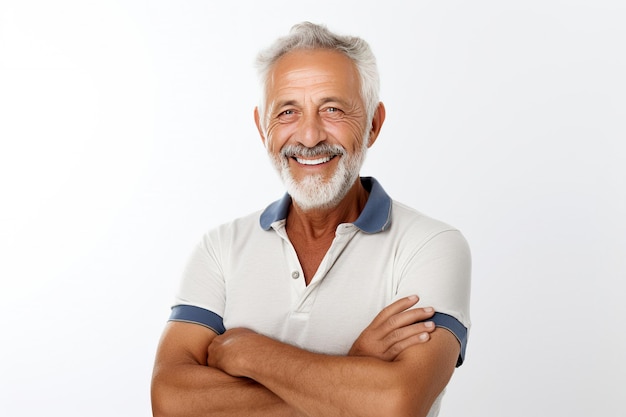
[{"left": 293, "top": 155, "right": 338, "bottom": 166}]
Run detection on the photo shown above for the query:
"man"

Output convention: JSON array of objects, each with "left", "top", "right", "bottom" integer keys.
[{"left": 151, "top": 22, "right": 471, "bottom": 417}]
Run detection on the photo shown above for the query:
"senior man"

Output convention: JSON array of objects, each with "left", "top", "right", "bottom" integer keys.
[{"left": 151, "top": 22, "right": 471, "bottom": 417}]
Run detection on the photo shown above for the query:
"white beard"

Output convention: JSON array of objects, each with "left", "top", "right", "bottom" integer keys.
[{"left": 269, "top": 138, "right": 369, "bottom": 211}]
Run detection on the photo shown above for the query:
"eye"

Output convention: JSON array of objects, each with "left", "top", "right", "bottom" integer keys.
[
  {"left": 277, "top": 109, "right": 298, "bottom": 122},
  {"left": 322, "top": 106, "right": 344, "bottom": 118}
]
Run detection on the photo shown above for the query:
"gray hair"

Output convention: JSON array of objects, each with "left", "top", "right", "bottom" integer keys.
[{"left": 255, "top": 22, "right": 380, "bottom": 133}]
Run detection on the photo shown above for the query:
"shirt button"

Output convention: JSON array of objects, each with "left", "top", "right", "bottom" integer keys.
[{"left": 291, "top": 271, "right": 300, "bottom": 279}]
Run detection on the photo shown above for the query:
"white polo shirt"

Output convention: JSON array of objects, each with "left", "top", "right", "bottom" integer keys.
[{"left": 170, "top": 177, "right": 471, "bottom": 365}]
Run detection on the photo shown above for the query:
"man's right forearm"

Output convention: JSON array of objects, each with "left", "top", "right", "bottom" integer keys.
[{"left": 151, "top": 362, "right": 297, "bottom": 417}]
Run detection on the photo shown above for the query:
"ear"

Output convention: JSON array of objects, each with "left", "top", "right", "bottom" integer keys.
[
  {"left": 366, "top": 102, "right": 386, "bottom": 148},
  {"left": 254, "top": 107, "right": 266, "bottom": 146}
]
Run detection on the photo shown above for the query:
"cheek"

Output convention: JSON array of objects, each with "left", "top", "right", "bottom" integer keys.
[
  {"left": 328, "top": 121, "right": 367, "bottom": 150},
  {"left": 265, "top": 123, "right": 294, "bottom": 152}
]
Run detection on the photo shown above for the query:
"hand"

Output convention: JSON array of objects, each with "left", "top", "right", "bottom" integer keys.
[
  {"left": 207, "top": 328, "right": 259, "bottom": 377},
  {"left": 348, "top": 295, "right": 436, "bottom": 361}
]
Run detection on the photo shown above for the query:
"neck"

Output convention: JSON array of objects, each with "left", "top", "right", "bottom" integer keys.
[{"left": 286, "top": 179, "right": 369, "bottom": 240}]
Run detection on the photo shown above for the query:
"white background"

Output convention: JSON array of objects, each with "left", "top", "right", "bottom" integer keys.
[{"left": 1, "top": 1, "right": 625, "bottom": 416}]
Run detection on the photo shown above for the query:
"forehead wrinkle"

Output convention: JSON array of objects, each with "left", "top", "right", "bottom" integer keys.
[
  {"left": 264, "top": 49, "right": 363, "bottom": 117},
  {"left": 270, "top": 80, "right": 358, "bottom": 106}
]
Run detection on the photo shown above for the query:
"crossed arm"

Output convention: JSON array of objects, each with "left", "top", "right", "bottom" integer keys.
[{"left": 151, "top": 296, "right": 460, "bottom": 417}]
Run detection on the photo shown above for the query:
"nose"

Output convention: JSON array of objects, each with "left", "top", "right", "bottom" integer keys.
[{"left": 296, "top": 112, "right": 327, "bottom": 148}]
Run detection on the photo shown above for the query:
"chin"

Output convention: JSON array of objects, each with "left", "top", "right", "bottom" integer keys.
[{"left": 284, "top": 172, "right": 357, "bottom": 212}]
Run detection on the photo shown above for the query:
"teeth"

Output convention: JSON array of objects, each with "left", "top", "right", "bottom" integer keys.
[{"left": 295, "top": 156, "right": 333, "bottom": 165}]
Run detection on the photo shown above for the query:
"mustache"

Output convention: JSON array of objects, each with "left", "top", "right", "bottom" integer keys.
[{"left": 280, "top": 143, "right": 346, "bottom": 158}]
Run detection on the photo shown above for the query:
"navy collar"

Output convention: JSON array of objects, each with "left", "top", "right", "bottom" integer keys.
[{"left": 259, "top": 177, "right": 392, "bottom": 233}]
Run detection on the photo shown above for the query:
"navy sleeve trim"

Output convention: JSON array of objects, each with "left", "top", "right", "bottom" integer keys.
[
  {"left": 169, "top": 305, "right": 226, "bottom": 335},
  {"left": 429, "top": 312, "right": 468, "bottom": 367}
]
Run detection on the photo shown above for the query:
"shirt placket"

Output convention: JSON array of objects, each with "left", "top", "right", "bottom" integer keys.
[{"left": 274, "top": 223, "right": 359, "bottom": 314}]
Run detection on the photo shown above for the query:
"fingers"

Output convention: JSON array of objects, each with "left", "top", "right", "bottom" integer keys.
[
  {"left": 370, "top": 295, "right": 420, "bottom": 327},
  {"left": 372, "top": 296, "right": 435, "bottom": 332},
  {"left": 381, "top": 320, "right": 435, "bottom": 358},
  {"left": 207, "top": 328, "right": 259, "bottom": 376},
  {"left": 376, "top": 298, "right": 436, "bottom": 359},
  {"left": 348, "top": 296, "right": 437, "bottom": 361},
  {"left": 382, "top": 326, "right": 434, "bottom": 359}
]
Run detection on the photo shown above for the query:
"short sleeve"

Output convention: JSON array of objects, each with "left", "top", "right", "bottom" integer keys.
[
  {"left": 168, "top": 233, "right": 227, "bottom": 334},
  {"left": 396, "top": 229, "right": 472, "bottom": 366}
]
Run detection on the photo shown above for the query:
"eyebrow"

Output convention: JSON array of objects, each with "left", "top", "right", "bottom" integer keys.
[
  {"left": 319, "top": 97, "right": 347, "bottom": 106},
  {"left": 275, "top": 99, "right": 299, "bottom": 109}
]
